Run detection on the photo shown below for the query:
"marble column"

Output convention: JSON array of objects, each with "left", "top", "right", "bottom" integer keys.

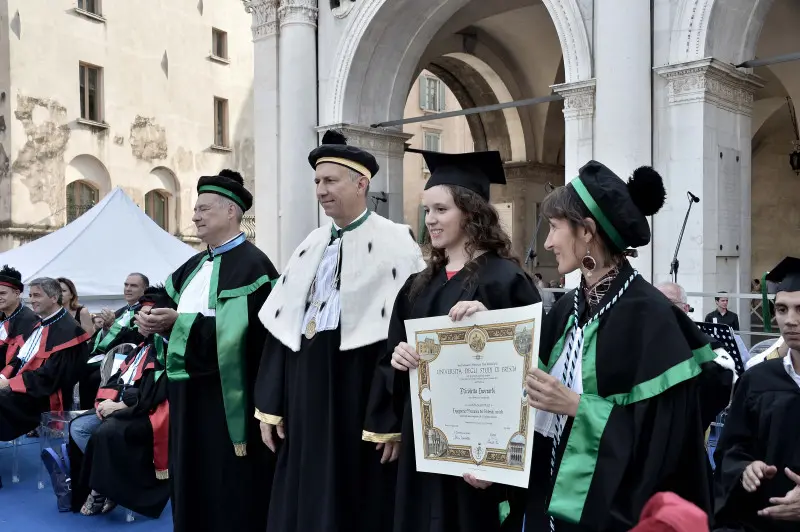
[
  {"left": 594, "top": 0, "right": 653, "bottom": 279},
  {"left": 552, "top": 79, "right": 596, "bottom": 288},
  {"left": 317, "top": 124, "right": 413, "bottom": 225},
  {"left": 277, "top": 0, "right": 319, "bottom": 268},
  {"left": 654, "top": 58, "right": 762, "bottom": 325},
  {"left": 243, "top": 0, "right": 280, "bottom": 261}
]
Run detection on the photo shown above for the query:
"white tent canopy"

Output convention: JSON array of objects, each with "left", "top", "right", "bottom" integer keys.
[{"left": 0, "top": 187, "right": 197, "bottom": 306}]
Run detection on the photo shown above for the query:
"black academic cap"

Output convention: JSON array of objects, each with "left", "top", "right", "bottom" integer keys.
[
  {"left": 568, "top": 160, "right": 666, "bottom": 251},
  {"left": 421, "top": 150, "right": 506, "bottom": 202},
  {"left": 138, "top": 284, "right": 175, "bottom": 311},
  {"left": 766, "top": 257, "right": 800, "bottom": 294},
  {"left": 197, "top": 169, "right": 253, "bottom": 212},
  {"left": 308, "top": 130, "right": 380, "bottom": 179},
  {"left": 0, "top": 264, "right": 23, "bottom": 292}
]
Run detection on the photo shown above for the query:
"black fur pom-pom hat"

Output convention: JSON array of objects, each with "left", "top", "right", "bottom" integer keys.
[
  {"left": 569, "top": 160, "right": 666, "bottom": 251},
  {"left": 197, "top": 168, "right": 253, "bottom": 212}
]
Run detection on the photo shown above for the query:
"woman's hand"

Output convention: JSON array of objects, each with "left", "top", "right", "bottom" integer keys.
[
  {"left": 463, "top": 473, "right": 492, "bottom": 489},
  {"left": 525, "top": 368, "right": 580, "bottom": 417},
  {"left": 448, "top": 301, "right": 488, "bottom": 322},
  {"left": 391, "top": 342, "right": 419, "bottom": 372}
]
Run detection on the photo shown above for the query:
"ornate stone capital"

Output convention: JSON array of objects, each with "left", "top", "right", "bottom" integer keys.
[
  {"left": 331, "top": 0, "right": 356, "bottom": 19},
  {"left": 279, "top": 0, "right": 319, "bottom": 28},
  {"left": 551, "top": 79, "right": 596, "bottom": 120},
  {"left": 242, "top": 0, "right": 279, "bottom": 39},
  {"left": 655, "top": 58, "right": 764, "bottom": 116},
  {"left": 317, "top": 123, "right": 412, "bottom": 159}
]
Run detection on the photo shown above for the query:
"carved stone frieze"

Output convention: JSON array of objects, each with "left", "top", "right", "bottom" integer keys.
[
  {"left": 552, "top": 79, "right": 596, "bottom": 121},
  {"left": 317, "top": 123, "right": 412, "bottom": 159},
  {"left": 242, "top": 0, "right": 279, "bottom": 39},
  {"left": 279, "top": 0, "right": 319, "bottom": 28},
  {"left": 655, "top": 58, "right": 763, "bottom": 116}
]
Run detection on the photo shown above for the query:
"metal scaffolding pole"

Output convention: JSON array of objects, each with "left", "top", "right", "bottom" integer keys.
[
  {"left": 370, "top": 93, "right": 563, "bottom": 128},
  {"left": 735, "top": 51, "right": 800, "bottom": 69}
]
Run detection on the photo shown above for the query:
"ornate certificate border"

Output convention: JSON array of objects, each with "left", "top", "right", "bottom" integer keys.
[{"left": 414, "top": 318, "right": 535, "bottom": 470}]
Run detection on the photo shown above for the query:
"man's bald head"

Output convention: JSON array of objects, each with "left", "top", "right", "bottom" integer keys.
[{"left": 656, "top": 282, "right": 689, "bottom": 313}]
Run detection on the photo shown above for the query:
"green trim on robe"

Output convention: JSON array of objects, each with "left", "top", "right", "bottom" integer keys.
[
  {"left": 549, "top": 394, "right": 615, "bottom": 522},
  {"left": 547, "top": 336, "right": 717, "bottom": 523},
  {"left": 166, "top": 257, "right": 274, "bottom": 456},
  {"left": 540, "top": 314, "right": 575, "bottom": 373},
  {"left": 92, "top": 308, "right": 134, "bottom": 354},
  {"left": 154, "top": 334, "right": 167, "bottom": 382}
]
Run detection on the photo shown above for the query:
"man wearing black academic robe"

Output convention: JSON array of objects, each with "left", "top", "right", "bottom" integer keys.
[
  {"left": 712, "top": 357, "right": 800, "bottom": 532},
  {"left": 365, "top": 253, "right": 541, "bottom": 532},
  {"left": 506, "top": 261, "right": 716, "bottom": 532},
  {"left": 164, "top": 236, "right": 278, "bottom": 532},
  {"left": 256, "top": 209, "right": 424, "bottom": 532},
  {"left": 0, "top": 307, "right": 90, "bottom": 440},
  {"left": 70, "top": 334, "right": 170, "bottom": 518},
  {"left": 1, "top": 304, "right": 39, "bottom": 368}
]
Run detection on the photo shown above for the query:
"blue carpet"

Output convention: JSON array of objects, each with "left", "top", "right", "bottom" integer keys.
[{"left": 0, "top": 438, "right": 171, "bottom": 531}]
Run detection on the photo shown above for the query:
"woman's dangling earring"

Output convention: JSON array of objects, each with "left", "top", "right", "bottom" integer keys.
[{"left": 582, "top": 247, "right": 597, "bottom": 277}]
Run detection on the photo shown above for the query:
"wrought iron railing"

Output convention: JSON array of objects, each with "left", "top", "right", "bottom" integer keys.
[{"left": 66, "top": 203, "right": 96, "bottom": 223}]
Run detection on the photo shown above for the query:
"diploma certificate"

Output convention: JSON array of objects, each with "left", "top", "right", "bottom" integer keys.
[{"left": 404, "top": 303, "right": 541, "bottom": 488}]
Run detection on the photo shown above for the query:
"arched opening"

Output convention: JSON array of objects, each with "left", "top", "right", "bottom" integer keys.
[
  {"left": 142, "top": 166, "right": 180, "bottom": 234},
  {"left": 64, "top": 154, "right": 111, "bottom": 223},
  {"left": 65, "top": 180, "right": 99, "bottom": 223},
  {"left": 378, "top": 1, "right": 572, "bottom": 281},
  {"left": 144, "top": 189, "right": 170, "bottom": 231}
]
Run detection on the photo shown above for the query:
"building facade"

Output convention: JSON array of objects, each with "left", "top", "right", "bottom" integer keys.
[
  {"left": 0, "top": 0, "right": 256, "bottom": 250},
  {"left": 242, "top": 0, "right": 800, "bottom": 328}
]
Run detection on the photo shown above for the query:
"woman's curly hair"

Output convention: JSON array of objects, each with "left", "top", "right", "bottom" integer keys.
[{"left": 409, "top": 184, "right": 519, "bottom": 301}]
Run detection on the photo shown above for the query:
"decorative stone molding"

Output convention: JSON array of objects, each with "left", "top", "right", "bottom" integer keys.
[
  {"left": 541, "top": 0, "right": 593, "bottom": 83},
  {"left": 504, "top": 162, "right": 564, "bottom": 184},
  {"left": 655, "top": 58, "right": 764, "bottom": 116},
  {"left": 279, "top": 0, "right": 319, "bottom": 27},
  {"left": 331, "top": 0, "right": 357, "bottom": 19},
  {"left": 552, "top": 79, "right": 596, "bottom": 120},
  {"left": 317, "top": 123, "right": 412, "bottom": 158},
  {"left": 242, "top": 0, "right": 279, "bottom": 39}
]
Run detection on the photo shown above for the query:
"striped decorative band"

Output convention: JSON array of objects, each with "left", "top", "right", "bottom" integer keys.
[
  {"left": 315, "top": 157, "right": 372, "bottom": 180},
  {"left": 198, "top": 185, "right": 247, "bottom": 211},
  {"left": 569, "top": 178, "right": 628, "bottom": 251}
]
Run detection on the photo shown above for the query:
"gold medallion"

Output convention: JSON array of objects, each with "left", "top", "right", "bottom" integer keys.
[{"left": 304, "top": 317, "right": 317, "bottom": 339}]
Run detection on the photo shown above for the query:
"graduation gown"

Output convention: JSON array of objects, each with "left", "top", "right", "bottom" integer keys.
[
  {"left": 0, "top": 304, "right": 39, "bottom": 366},
  {"left": 79, "top": 304, "right": 145, "bottom": 409},
  {"left": 365, "top": 253, "right": 541, "bottom": 532},
  {"left": 165, "top": 238, "right": 278, "bottom": 532},
  {"left": 712, "top": 358, "right": 800, "bottom": 532},
  {"left": 256, "top": 210, "right": 425, "bottom": 532},
  {"left": 505, "top": 261, "right": 716, "bottom": 532},
  {"left": 0, "top": 308, "right": 90, "bottom": 440},
  {"left": 70, "top": 336, "right": 170, "bottom": 518}
]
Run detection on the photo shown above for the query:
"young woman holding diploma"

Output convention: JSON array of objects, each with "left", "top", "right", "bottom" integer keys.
[
  {"left": 363, "top": 149, "right": 540, "bottom": 532},
  {"left": 508, "top": 161, "right": 717, "bottom": 532}
]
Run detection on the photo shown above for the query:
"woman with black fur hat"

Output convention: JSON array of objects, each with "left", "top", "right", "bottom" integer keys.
[{"left": 505, "top": 161, "right": 718, "bottom": 531}]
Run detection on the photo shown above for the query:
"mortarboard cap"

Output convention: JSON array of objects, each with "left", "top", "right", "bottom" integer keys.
[
  {"left": 309, "top": 130, "right": 380, "bottom": 180},
  {"left": 567, "top": 160, "right": 666, "bottom": 251},
  {"left": 420, "top": 150, "right": 506, "bottom": 202},
  {"left": 197, "top": 169, "right": 253, "bottom": 212},
  {"left": 766, "top": 256, "right": 800, "bottom": 294}
]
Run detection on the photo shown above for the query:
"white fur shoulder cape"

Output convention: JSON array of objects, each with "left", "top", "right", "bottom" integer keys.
[{"left": 259, "top": 212, "right": 426, "bottom": 352}]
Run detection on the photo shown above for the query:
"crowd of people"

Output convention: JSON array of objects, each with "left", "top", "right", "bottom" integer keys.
[{"left": 0, "top": 130, "right": 798, "bottom": 532}]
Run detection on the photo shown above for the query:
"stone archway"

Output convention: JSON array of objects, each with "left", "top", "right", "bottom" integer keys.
[{"left": 326, "top": 0, "right": 592, "bottom": 126}]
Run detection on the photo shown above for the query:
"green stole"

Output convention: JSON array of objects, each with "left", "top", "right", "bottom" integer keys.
[
  {"left": 165, "top": 237, "right": 273, "bottom": 457},
  {"left": 92, "top": 307, "right": 136, "bottom": 354}
]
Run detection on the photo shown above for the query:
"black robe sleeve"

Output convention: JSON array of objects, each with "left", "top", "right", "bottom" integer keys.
[
  {"left": 254, "top": 332, "right": 287, "bottom": 426},
  {"left": 362, "top": 276, "right": 415, "bottom": 441},
  {"left": 21, "top": 343, "right": 89, "bottom": 399},
  {"left": 712, "top": 370, "right": 757, "bottom": 525}
]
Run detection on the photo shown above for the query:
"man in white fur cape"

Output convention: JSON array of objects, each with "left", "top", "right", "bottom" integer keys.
[{"left": 255, "top": 130, "right": 425, "bottom": 532}]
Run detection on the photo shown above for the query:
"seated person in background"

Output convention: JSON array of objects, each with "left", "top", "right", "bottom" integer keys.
[
  {"left": 78, "top": 273, "right": 148, "bottom": 409},
  {"left": 69, "top": 285, "right": 172, "bottom": 518},
  {"left": 0, "top": 277, "right": 90, "bottom": 440},
  {"left": 713, "top": 257, "right": 800, "bottom": 531},
  {"left": 0, "top": 265, "right": 39, "bottom": 371}
]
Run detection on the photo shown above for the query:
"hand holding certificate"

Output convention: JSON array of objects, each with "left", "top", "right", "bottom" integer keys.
[{"left": 404, "top": 302, "right": 542, "bottom": 488}]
